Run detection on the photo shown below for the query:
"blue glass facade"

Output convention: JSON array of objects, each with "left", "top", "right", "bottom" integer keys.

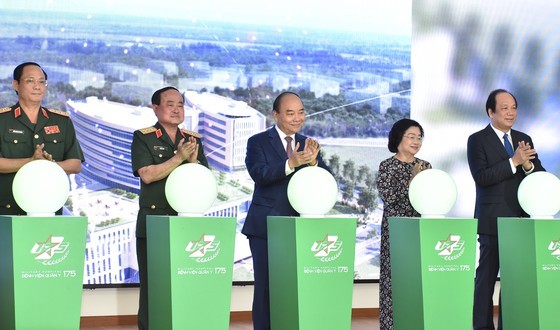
[{"left": 68, "top": 104, "right": 141, "bottom": 193}]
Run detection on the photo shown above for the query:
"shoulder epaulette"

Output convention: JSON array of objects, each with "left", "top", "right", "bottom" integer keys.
[
  {"left": 0, "top": 106, "right": 11, "bottom": 114},
  {"left": 47, "top": 108, "right": 70, "bottom": 117},
  {"left": 182, "top": 129, "right": 201, "bottom": 138},
  {"left": 139, "top": 127, "right": 157, "bottom": 134}
]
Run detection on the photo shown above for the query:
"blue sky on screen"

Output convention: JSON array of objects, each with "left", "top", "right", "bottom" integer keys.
[{"left": 1, "top": 0, "right": 411, "bottom": 35}]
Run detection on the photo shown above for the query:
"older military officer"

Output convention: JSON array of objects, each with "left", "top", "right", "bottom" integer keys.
[
  {"left": 131, "top": 86, "right": 208, "bottom": 330},
  {"left": 0, "top": 62, "right": 84, "bottom": 215}
]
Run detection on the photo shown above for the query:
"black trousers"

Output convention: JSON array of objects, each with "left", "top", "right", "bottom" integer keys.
[
  {"left": 249, "top": 236, "right": 271, "bottom": 330},
  {"left": 473, "top": 234, "right": 502, "bottom": 330},
  {"left": 136, "top": 236, "right": 148, "bottom": 330}
]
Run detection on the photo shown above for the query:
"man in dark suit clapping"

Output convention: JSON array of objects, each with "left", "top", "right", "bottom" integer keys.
[
  {"left": 467, "top": 89, "right": 545, "bottom": 330},
  {"left": 242, "top": 91, "right": 330, "bottom": 330}
]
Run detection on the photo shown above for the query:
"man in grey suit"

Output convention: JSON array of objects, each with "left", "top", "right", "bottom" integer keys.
[
  {"left": 242, "top": 91, "right": 330, "bottom": 329},
  {"left": 467, "top": 89, "right": 545, "bottom": 330}
]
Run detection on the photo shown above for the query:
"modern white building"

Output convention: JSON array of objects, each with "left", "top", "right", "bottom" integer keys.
[
  {"left": 270, "top": 74, "right": 291, "bottom": 92},
  {"left": 68, "top": 91, "right": 265, "bottom": 190},
  {"left": 67, "top": 97, "right": 155, "bottom": 193},
  {"left": 179, "top": 67, "right": 248, "bottom": 91},
  {"left": 184, "top": 91, "right": 266, "bottom": 171},
  {"left": 146, "top": 60, "right": 178, "bottom": 76},
  {"left": 101, "top": 62, "right": 164, "bottom": 85},
  {"left": 0, "top": 64, "right": 105, "bottom": 91},
  {"left": 83, "top": 206, "right": 137, "bottom": 285},
  {"left": 43, "top": 64, "right": 105, "bottom": 91},
  {"left": 67, "top": 93, "right": 263, "bottom": 284},
  {"left": 309, "top": 77, "right": 341, "bottom": 97}
]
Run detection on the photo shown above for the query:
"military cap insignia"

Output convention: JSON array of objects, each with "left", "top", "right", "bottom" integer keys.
[
  {"left": 47, "top": 108, "right": 70, "bottom": 117},
  {"left": 139, "top": 127, "right": 157, "bottom": 134},
  {"left": 0, "top": 106, "right": 11, "bottom": 114},
  {"left": 181, "top": 129, "right": 201, "bottom": 138}
]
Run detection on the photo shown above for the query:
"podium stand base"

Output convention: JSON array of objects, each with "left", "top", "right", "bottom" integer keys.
[{"left": 0, "top": 216, "right": 87, "bottom": 330}]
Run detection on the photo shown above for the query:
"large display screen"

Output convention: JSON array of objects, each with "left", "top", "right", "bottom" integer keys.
[
  {"left": 0, "top": 0, "right": 412, "bottom": 285},
  {"left": 3, "top": 0, "right": 557, "bottom": 287}
]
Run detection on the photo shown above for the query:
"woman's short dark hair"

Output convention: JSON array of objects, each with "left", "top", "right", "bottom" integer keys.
[
  {"left": 388, "top": 118, "right": 424, "bottom": 153},
  {"left": 151, "top": 86, "right": 182, "bottom": 105}
]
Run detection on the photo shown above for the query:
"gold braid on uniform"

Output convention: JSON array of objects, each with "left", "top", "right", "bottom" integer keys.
[
  {"left": 181, "top": 129, "right": 200, "bottom": 138},
  {"left": 139, "top": 127, "right": 157, "bottom": 134},
  {"left": 47, "top": 108, "right": 70, "bottom": 117},
  {"left": 0, "top": 106, "right": 12, "bottom": 114}
]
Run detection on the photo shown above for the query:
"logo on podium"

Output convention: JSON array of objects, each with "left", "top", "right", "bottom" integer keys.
[
  {"left": 311, "top": 234, "right": 343, "bottom": 262},
  {"left": 435, "top": 234, "right": 465, "bottom": 261},
  {"left": 185, "top": 234, "right": 221, "bottom": 263},
  {"left": 548, "top": 239, "right": 560, "bottom": 259},
  {"left": 31, "top": 235, "right": 70, "bottom": 265}
]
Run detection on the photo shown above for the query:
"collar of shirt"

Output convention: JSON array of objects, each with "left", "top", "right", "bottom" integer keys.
[
  {"left": 490, "top": 123, "right": 512, "bottom": 144},
  {"left": 274, "top": 125, "right": 294, "bottom": 150}
]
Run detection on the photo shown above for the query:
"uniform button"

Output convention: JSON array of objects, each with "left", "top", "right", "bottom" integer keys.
[
  {"left": 34, "top": 134, "right": 39, "bottom": 139},
  {"left": 150, "top": 205, "right": 156, "bottom": 209},
  {"left": 174, "top": 150, "right": 177, "bottom": 154},
  {"left": 13, "top": 140, "right": 18, "bottom": 144},
  {"left": 6, "top": 204, "right": 11, "bottom": 209},
  {"left": 158, "top": 154, "right": 162, "bottom": 158},
  {"left": 53, "top": 140, "right": 57, "bottom": 144}
]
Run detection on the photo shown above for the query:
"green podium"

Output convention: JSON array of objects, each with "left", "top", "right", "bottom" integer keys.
[
  {"left": 389, "top": 217, "right": 477, "bottom": 330},
  {"left": 267, "top": 216, "right": 357, "bottom": 329},
  {"left": 147, "top": 216, "right": 236, "bottom": 329},
  {"left": 498, "top": 217, "right": 560, "bottom": 330},
  {"left": 0, "top": 216, "right": 87, "bottom": 330}
]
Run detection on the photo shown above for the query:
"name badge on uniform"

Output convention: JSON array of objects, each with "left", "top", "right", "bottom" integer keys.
[
  {"left": 44, "top": 125, "right": 60, "bottom": 134},
  {"left": 9, "top": 129, "right": 24, "bottom": 134},
  {"left": 153, "top": 146, "right": 167, "bottom": 151}
]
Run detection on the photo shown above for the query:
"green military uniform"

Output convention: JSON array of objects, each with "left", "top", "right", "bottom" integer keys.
[
  {"left": 130, "top": 121, "right": 208, "bottom": 330},
  {"left": 0, "top": 103, "right": 85, "bottom": 215}
]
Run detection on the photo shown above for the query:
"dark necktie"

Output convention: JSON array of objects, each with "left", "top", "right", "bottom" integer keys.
[
  {"left": 285, "top": 136, "right": 293, "bottom": 158},
  {"left": 503, "top": 133, "right": 514, "bottom": 157}
]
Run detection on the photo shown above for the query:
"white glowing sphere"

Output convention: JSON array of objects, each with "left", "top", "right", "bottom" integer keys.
[
  {"left": 518, "top": 171, "right": 560, "bottom": 219},
  {"left": 165, "top": 163, "right": 217, "bottom": 216},
  {"left": 12, "top": 160, "right": 70, "bottom": 217},
  {"left": 408, "top": 169, "right": 457, "bottom": 218},
  {"left": 287, "top": 166, "right": 338, "bottom": 217}
]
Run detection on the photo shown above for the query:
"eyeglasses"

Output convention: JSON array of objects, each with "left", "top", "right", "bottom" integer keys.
[
  {"left": 22, "top": 78, "right": 48, "bottom": 87},
  {"left": 404, "top": 134, "right": 423, "bottom": 142}
]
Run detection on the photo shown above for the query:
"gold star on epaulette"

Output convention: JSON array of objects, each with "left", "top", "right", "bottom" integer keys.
[
  {"left": 47, "top": 108, "right": 70, "bottom": 117},
  {"left": 0, "top": 106, "right": 12, "bottom": 114},
  {"left": 182, "top": 129, "right": 201, "bottom": 138},
  {"left": 139, "top": 127, "right": 157, "bottom": 134}
]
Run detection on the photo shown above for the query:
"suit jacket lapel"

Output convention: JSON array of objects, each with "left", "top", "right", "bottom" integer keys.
[
  {"left": 268, "top": 127, "right": 288, "bottom": 160},
  {"left": 510, "top": 130, "right": 520, "bottom": 150},
  {"left": 484, "top": 124, "right": 510, "bottom": 159},
  {"left": 295, "top": 133, "right": 306, "bottom": 152}
]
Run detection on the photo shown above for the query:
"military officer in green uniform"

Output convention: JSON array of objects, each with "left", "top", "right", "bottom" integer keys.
[
  {"left": 131, "top": 86, "right": 208, "bottom": 330},
  {"left": 0, "top": 62, "right": 84, "bottom": 215}
]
